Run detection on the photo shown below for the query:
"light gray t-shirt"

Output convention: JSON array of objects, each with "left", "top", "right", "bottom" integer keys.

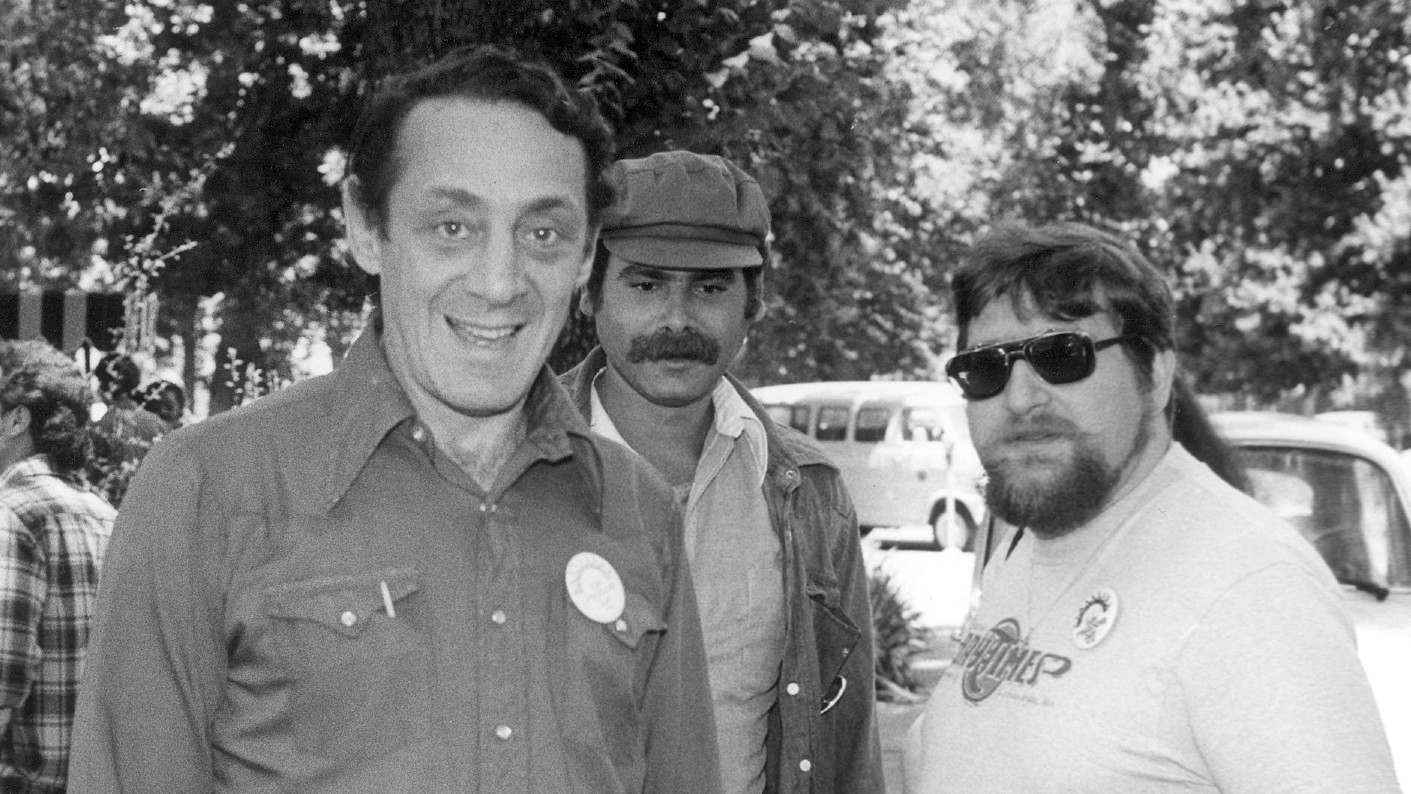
[{"left": 905, "top": 444, "right": 1401, "bottom": 793}]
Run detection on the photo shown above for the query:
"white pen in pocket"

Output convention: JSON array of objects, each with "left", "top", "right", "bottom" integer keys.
[{"left": 379, "top": 580, "right": 396, "bottom": 618}]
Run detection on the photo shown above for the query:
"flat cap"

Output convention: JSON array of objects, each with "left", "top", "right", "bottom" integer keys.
[{"left": 601, "top": 150, "right": 770, "bottom": 269}]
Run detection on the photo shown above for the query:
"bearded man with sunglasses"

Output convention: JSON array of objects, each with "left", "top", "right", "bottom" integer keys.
[{"left": 903, "top": 222, "right": 1399, "bottom": 792}]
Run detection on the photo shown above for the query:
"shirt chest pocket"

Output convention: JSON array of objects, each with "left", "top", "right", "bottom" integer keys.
[{"left": 263, "top": 569, "right": 431, "bottom": 760}]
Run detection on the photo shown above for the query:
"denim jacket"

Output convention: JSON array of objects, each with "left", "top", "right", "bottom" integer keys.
[{"left": 561, "top": 350, "right": 884, "bottom": 793}]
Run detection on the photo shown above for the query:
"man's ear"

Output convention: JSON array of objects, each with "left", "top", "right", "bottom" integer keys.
[
  {"left": 0, "top": 404, "right": 30, "bottom": 442},
  {"left": 572, "top": 290, "right": 595, "bottom": 318},
  {"left": 342, "top": 178, "right": 383, "bottom": 276},
  {"left": 576, "top": 236, "right": 600, "bottom": 318},
  {"left": 1150, "top": 347, "right": 1177, "bottom": 415}
]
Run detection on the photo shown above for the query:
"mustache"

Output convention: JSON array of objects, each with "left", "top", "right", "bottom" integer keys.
[
  {"left": 996, "top": 415, "right": 1080, "bottom": 442},
  {"left": 626, "top": 328, "right": 721, "bottom": 365}
]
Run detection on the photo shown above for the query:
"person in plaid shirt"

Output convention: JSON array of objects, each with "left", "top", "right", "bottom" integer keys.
[{"left": 0, "top": 339, "right": 115, "bottom": 792}]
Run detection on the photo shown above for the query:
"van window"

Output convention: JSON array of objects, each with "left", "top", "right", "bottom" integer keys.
[
  {"left": 855, "top": 405, "right": 892, "bottom": 443},
  {"left": 764, "top": 405, "right": 791, "bottom": 426},
  {"left": 903, "top": 407, "right": 943, "bottom": 441},
  {"left": 787, "top": 405, "right": 811, "bottom": 434},
  {"left": 815, "top": 406, "right": 849, "bottom": 441}
]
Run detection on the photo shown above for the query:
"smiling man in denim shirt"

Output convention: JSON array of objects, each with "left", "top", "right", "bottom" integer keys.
[{"left": 69, "top": 47, "right": 718, "bottom": 794}]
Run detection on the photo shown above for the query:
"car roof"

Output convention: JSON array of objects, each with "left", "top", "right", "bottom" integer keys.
[
  {"left": 1211, "top": 411, "right": 1409, "bottom": 474},
  {"left": 751, "top": 380, "right": 964, "bottom": 408}
]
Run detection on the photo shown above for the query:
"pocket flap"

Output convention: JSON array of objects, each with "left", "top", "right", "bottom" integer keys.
[
  {"left": 266, "top": 568, "right": 421, "bottom": 638},
  {"left": 607, "top": 592, "right": 666, "bottom": 650}
]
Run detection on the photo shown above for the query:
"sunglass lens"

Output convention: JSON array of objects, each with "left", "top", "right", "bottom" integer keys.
[
  {"left": 950, "top": 348, "right": 1010, "bottom": 399},
  {"left": 1028, "top": 333, "right": 1094, "bottom": 385}
]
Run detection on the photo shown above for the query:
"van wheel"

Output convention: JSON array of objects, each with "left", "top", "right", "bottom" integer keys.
[{"left": 931, "top": 506, "right": 976, "bottom": 551}]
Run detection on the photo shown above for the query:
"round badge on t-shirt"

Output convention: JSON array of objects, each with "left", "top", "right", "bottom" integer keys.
[{"left": 1073, "top": 587, "right": 1119, "bottom": 650}]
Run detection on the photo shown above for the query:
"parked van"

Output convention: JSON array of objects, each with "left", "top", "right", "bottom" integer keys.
[{"left": 751, "top": 381, "right": 986, "bottom": 549}]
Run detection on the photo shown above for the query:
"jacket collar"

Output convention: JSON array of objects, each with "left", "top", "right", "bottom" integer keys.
[{"left": 558, "top": 347, "right": 837, "bottom": 485}]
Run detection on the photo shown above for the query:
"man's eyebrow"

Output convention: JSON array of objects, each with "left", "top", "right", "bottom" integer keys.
[
  {"left": 619, "top": 263, "right": 673, "bottom": 279},
  {"left": 425, "top": 187, "right": 485, "bottom": 209},
  {"left": 421, "top": 189, "right": 582, "bottom": 217},
  {"left": 522, "top": 196, "right": 583, "bottom": 216}
]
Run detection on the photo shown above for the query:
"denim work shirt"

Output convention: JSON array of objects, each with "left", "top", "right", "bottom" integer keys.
[
  {"left": 69, "top": 330, "right": 721, "bottom": 794},
  {"left": 562, "top": 350, "right": 885, "bottom": 794}
]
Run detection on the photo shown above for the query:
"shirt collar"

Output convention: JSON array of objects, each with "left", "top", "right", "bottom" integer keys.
[
  {"left": 317, "top": 321, "right": 590, "bottom": 513},
  {"left": 0, "top": 455, "right": 54, "bottom": 489},
  {"left": 588, "top": 369, "right": 769, "bottom": 488}
]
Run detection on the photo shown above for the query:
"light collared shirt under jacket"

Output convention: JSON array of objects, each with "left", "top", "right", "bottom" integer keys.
[
  {"left": 591, "top": 374, "right": 784, "bottom": 794},
  {"left": 0, "top": 456, "right": 114, "bottom": 793},
  {"left": 562, "top": 348, "right": 885, "bottom": 794},
  {"left": 68, "top": 327, "right": 721, "bottom": 794}
]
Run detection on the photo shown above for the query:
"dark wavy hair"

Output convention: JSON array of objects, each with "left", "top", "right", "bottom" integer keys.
[
  {"left": 345, "top": 43, "right": 617, "bottom": 235},
  {"left": 0, "top": 340, "right": 97, "bottom": 475},
  {"left": 951, "top": 221, "right": 1176, "bottom": 385}
]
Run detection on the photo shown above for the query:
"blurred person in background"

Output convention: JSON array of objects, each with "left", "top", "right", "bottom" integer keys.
[
  {"left": 0, "top": 339, "right": 115, "bottom": 792},
  {"left": 138, "top": 379, "right": 188, "bottom": 429},
  {"left": 91, "top": 353, "right": 166, "bottom": 464}
]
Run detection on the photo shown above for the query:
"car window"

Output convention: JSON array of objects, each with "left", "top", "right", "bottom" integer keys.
[
  {"left": 855, "top": 405, "right": 892, "bottom": 443},
  {"left": 764, "top": 405, "right": 791, "bottom": 426},
  {"left": 903, "top": 407, "right": 944, "bottom": 441},
  {"left": 1240, "top": 446, "right": 1411, "bottom": 588},
  {"left": 764, "top": 404, "right": 811, "bottom": 434},
  {"left": 815, "top": 405, "right": 849, "bottom": 442},
  {"left": 904, "top": 405, "right": 972, "bottom": 443}
]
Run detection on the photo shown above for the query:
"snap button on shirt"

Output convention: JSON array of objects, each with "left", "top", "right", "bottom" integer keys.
[
  {"left": 491, "top": 610, "right": 508, "bottom": 625},
  {"left": 495, "top": 725, "right": 513, "bottom": 741},
  {"left": 786, "top": 682, "right": 800, "bottom": 696}
]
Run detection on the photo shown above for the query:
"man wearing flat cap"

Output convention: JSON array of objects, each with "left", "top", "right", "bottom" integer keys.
[{"left": 561, "top": 150, "right": 883, "bottom": 793}]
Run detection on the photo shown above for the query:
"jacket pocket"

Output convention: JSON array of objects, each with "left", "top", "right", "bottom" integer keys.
[
  {"left": 605, "top": 592, "right": 667, "bottom": 650},
  {"left": 807, "top": 580, "right": 861, "bottom": 714},
  {"left": 264, "top": 568, "right": 431, "bottom": 760}
]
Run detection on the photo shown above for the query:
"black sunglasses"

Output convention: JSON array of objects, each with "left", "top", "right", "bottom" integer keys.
[{"left": 945, "top": 331, "right": 1137, "bottom": 400}]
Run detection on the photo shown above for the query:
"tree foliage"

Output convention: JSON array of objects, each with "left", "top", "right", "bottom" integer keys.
[
  {"left": 889, "top": 0, "right": 1411, "bottom": 425},
  {"left": 3, "top": 0, "right": 1410, "bottom": 428}
]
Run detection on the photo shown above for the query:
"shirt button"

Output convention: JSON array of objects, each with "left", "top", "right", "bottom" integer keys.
[
  {"left": 340, "top": 610, "right": 357, "bottom": 627},
  {"left": 799, "top": 759, "right": 812, "bottom": 772},
  {"left": 614, "top": 619, "right": 627, "bottom": 633},
  {"left": 786, "top": 682, "right": 800, "bottom": 696},
  {"left": 411, "top": 426, "right": 426, "bottom": 442},
  {"left": 491, "top": 610, "right": 508, "bottom": 625},
  {"left": 495, "top": 725, "right": 513, "bottom": 741}
]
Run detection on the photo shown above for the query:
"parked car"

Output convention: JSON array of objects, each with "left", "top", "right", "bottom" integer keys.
[
  {"left": 1212, "top": 411, "right": 1411, "bottom": 783},
  {"left": 751, "top": 381, "right": 986, "bottom": 550}
]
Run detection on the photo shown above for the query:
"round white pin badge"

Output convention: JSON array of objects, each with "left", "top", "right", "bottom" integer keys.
[
  {"left": 1072, "top": 587, "right": 1119, "bottom": 650},
  {"left": 565, "top": 551, "right": 626, "bottom": 624}
]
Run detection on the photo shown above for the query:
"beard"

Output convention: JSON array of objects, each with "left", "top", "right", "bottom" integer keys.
[{"left": 980, "top": 415, "right": 1151, "bottom": 538}]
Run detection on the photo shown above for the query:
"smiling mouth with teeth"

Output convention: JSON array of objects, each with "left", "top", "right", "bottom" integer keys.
[{"left": 446, "top": 316, "right": 521, "bottom": 346}]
